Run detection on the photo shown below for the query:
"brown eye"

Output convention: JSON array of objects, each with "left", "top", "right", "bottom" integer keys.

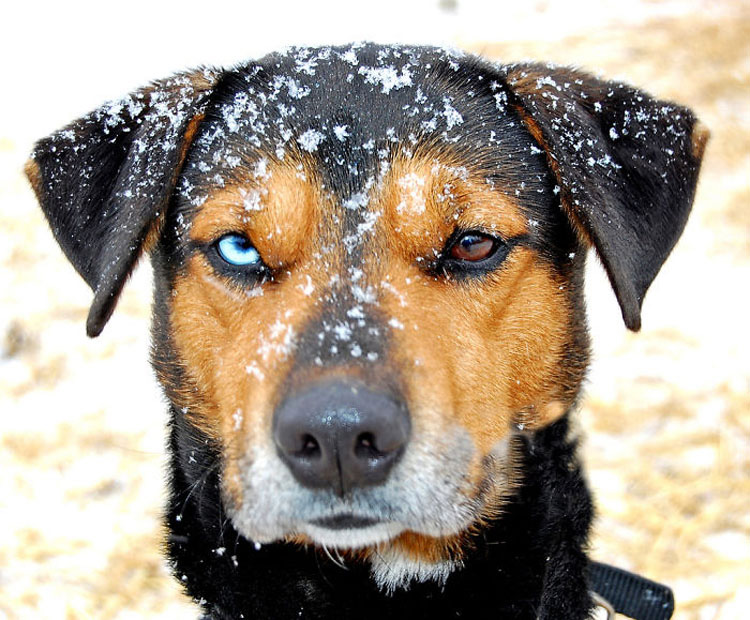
[{"left": 449, "top": 233, "right": 496, "bottom": 262}]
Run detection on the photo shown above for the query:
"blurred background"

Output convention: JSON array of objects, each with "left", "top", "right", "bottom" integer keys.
[{"left": 1, "top": 0, "right": 748, "bottom": 617}]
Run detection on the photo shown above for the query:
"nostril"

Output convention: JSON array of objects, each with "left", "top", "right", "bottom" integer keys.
[
  {"left": 354, "top": 432, "right": 378, "bottom": 458},
  {"left": 299, "top": 434, "right": 321, "bottom": 458}
]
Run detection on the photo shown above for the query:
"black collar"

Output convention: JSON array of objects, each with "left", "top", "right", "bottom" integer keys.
[{"left": 589, "top": 561, "right": 674, "bottom": 620}]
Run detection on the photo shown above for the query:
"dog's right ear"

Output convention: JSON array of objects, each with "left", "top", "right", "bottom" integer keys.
[{"left": 25, "top": 68, "right": 220, "bottom": 337}]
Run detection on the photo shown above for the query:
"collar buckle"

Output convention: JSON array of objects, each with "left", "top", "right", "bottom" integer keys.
[{"left": 591, "top": 591, "right": 616, "bottom": 620}]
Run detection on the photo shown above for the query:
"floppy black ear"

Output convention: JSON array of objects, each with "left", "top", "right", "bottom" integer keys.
[
  {"left": 501, "top": 64, "right": 708, "bottom": 330},
  {"left": 25, "top": 68, "right": 219, "bottom": 337}
]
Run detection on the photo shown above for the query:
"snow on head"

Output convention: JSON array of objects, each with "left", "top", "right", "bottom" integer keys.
[
  {"left": 334, "top": 124, "right": 350, "bottom": 142},
  {"left": 167, "top": 43, "right": 560, "bottom": 368},
  {"left": 442, "top": 97, "right": 464, "bottom": 130},
  {"left": 396, "top": 173, "right": 427, "bottom": 215},
  {"left": 358, "top": 65, "right": 413, "bottom": 94},
  {"left": 297, "top": 128, "right": 326, "bottom": 152}
]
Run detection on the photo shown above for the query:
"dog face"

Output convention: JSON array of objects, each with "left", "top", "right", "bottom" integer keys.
[{"left": 26, "top": 44, "right": 707, "bottom": 590}]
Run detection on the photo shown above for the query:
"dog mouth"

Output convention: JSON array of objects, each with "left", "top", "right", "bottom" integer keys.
[
  {"left": 227, "top": 428, "right": 516, "bottom": 549},
  {"left": 300, "top": 517, "right": 405, "bottom": 549},
  {"left": 310, "top": 513, "right": 383, "bottom": 530}
]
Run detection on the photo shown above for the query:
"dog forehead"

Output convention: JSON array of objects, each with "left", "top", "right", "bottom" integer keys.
[{"left": 177, "top": 44, "right": 548, "bottom": 209}]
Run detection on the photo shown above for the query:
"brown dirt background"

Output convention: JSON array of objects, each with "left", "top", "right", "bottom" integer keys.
[{"left": 1, "top": 2, "right": 748, "bottom": 618}]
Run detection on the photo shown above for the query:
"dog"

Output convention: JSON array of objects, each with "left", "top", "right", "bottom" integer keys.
[{"left": 26, "top": 43, "right": 707, "bottom": 619}]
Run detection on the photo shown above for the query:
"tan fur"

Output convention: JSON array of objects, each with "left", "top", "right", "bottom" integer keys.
[
  {"left": 375, "top": 531, "right": 466, "bottom": 564},
  {"left": 23, "top": 159, "right": 43, "bottom": 203},
  {"left": 375, "top": 245, "right": 571, "bottom": 454},
  {"left": 691, "top": 121, "right": 710, "bottom": 160}
]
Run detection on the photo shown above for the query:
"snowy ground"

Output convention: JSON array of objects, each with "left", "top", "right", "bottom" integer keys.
[{"left": 1, "top": 1, "right": 748, "bottom": 618}]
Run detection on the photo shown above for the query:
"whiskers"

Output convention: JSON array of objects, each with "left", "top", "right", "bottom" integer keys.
[
  {"left": 320, "top": 543, "right": 349, "bottom": 570},
  {"left": 175, "top": 458, "right": 222, "bottom": 522}
]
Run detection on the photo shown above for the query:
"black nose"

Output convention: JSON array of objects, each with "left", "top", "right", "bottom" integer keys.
[{"left": 272, "top": 380, "right": 410, "bottom": 495}]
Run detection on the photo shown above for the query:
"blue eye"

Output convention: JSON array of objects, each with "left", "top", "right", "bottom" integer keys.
[{"left": 216, "top": 234, "right": 262, "bottom": 266}]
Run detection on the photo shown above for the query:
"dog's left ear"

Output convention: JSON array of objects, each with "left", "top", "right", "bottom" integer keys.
[
  {"left": 501, "top": 64, "right": 709, "bottom": 330},
  {"left": 25, "top": 68, "right": 219, "bottom": 337}
]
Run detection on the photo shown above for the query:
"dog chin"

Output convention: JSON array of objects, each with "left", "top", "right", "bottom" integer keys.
[
  {"left": 300, "top": 522, "right": 464, "bottom": 593},
  {"left": 369, "top": 547, "right": 462, "bottom": 593}
]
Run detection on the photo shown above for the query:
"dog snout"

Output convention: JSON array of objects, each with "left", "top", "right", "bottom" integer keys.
[{"left": 272, "top": 380, "right": 410, "bottom": 495}]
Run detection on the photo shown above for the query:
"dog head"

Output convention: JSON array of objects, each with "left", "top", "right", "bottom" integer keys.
[{"left": 27, "top": 44, "right": 706, "bottom": 590}]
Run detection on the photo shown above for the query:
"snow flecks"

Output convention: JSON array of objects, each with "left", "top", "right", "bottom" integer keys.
[
  {"left": 239, "top": 187, "right": 265, "bottom": 211},
  {"left": 347, "top": 306, "right": 365, "bottom": 319},
  {"left": 343, "top": 215, "right": 380, "bottom": 254},
  {"left": 535, "top": 75, "right": 560, "bottom": 91},
  {"left": 489, "top": 81, "right": 509, "bottom": 113},
  {"left": 245, "top": 286, "right": 265, "bottom": 299},
  {"left": 222, "top": 93, "right": 249, "bottom": 133},
  {"left": 395, "top": 172, "right": 427, "bottom": 215},
  {"left": 388, "top": 318, "right": 405, "bottom": 330},
  {"left": 297, "top": 275, "right": 315, "bottom": 296},
  {"left": 586, "top": 154, "right": 622, "bottom": 170},
  {"left": 271, "top": 75, "right": 311, "bottom": 100},
  {"left": 356, "top": 210, "right": 380, "bottom": 236},
  {"left": 59, "top": 128, "right": 76, "bottom": 142},
  {"left": 352, "top": 284, "right": 377, "bottom": 305},
  {"left": 232, "top": 409, "right": 244, "bottom": 430},
  {"left": 358, "top": 65, "right": 413, "bottom": 94},
  {"left": 340, "top": 48, "right": 359, "bottom": 65},
  {"left": 258, "top": 319, "right": 297, "bottom": 363},
  {"left": 295, "top": 57, "right": 319, "bottom": 77},
  {"left": 297, "top": 129, "right": 325, "bottom": 152},
  {"left": 343, "top": 191, "right": 369, "bottom": 210},
  {"left": 342, "top": 184, "right": 381, "bottom": 252},
  {"left": 246, "top": 361, "right": 265, "bottom": 381},
  {"left": 333, "top": 322, "right": 353, "bottom": 342},
  {"left": 442, "top": 97, "right": 464, "bottom": 130},
  {"left": 381, "top": 281, "right": 408, "bottom": 308},
  {"left": 253, "top": 158, "right": 271, "bottom": 180},
  {"left": 433, "top": 163, "right": 469, "bottom": 183},
  {"left": 334, "top": 124, "right": 350, "bottom": 142}
]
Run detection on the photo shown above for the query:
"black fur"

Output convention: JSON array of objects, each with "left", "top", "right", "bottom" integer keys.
[{"left": 26, "top": 44, "right": 707, "bottom": 619}]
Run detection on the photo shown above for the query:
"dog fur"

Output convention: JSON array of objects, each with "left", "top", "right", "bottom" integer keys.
[{"left": 26, "top": 44, "right": 707, "bottom": 619}]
